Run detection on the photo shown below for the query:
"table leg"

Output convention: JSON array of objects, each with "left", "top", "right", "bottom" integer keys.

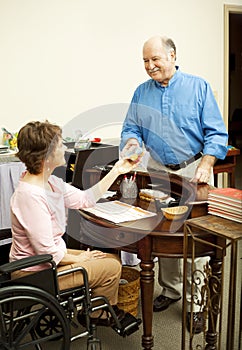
[{"left": 138, "top": 237, "right": 154, "bottom": 350}]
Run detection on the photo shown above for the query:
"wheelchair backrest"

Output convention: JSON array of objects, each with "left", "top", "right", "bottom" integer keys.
[
  {"left": 0, "top": 228, "right": 12, "bottom": 265},
  {"left": 0, "top": 255, "right": 60, "bottom": 311}
]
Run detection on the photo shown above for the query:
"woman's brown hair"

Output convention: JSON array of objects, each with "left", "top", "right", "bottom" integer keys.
[{"left": 17, "top": 121, "right": 62, "bottom": 174}]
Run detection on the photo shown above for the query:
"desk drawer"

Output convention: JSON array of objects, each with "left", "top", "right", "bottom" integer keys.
[{"left": 79, "top": 218, "right": 141, "bottom": 249}]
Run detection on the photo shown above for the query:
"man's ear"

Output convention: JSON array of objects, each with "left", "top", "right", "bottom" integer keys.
[{"left": 170, "top": 49, "right": 176, "bottom": 62}]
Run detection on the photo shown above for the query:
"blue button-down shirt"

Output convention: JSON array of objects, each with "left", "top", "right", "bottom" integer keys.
[{"left": 120, "top": 67, "right": 228, "bottom": 165}]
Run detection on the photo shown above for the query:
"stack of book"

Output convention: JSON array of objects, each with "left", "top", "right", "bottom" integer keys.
[{"left": 208, "top": 188, "right": 242, "bottom": 223}]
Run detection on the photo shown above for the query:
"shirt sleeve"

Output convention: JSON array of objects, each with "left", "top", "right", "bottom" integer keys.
[
  {"left": 49, "top": 176, "right": 96, "bottom": 209},
  {"left": 63, "top": 182, "right": 96, "bottom": 209},
  {"left": 200, "top": 82, "right": 228, "bottom": 159},
  {"left": 120, "top": 90, "right": 144, "bottom": 150}
]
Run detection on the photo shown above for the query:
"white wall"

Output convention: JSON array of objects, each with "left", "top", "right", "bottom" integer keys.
[{"left": 0, "top": 0, "right": 241, "bottom": 140}]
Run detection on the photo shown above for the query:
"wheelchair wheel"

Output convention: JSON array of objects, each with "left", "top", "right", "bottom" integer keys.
[
  {"left": 35, "top": 310, "right": 65, "bottom": 339},
  {"left": 0, "top": 285, "right": 70, "bottom": 350}
]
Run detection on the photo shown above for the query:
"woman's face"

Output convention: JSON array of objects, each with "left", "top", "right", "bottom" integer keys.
[{"left": 48, "top": 137, "right": 67, "bottom": 170}]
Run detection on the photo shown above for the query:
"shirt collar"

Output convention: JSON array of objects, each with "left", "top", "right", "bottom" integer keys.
[{"left": 155, "top": 65, "right": 180, "bottom": 88}]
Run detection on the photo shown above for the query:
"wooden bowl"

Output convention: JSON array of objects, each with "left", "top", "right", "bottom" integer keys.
[{"left": 162, "top": 206, "right": 188, "bottom": 220}]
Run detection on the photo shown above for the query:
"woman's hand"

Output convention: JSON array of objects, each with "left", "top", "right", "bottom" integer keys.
[
  {"left": 78, "top": 249, "right": 107, "bottom": 262},
  {"left": 90, "top": 152, "right": 143, "bottom": 202},
  {"left": 59, "top": 249, "right": 107, "bottom": 265},
  {"left": 113, "top": 158, "right": 141, "bottom": 175}
]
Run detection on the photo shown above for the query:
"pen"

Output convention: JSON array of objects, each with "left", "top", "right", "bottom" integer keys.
[{"left": 132, "top": 171, "right": 137, "bottom": 182}]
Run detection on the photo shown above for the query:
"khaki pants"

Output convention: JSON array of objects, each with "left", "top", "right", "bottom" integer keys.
[
  {"left": 147, "top": 155, "right": 214, "bottom": 184},
  {"left": 12, "top": 249, "right": 122, "bottom": 307},
  {"left": 148, "top": 155, "right": 212, "bottom": 311},
  {"left": 57, "top": 249, "right": 121, "bottom": 305}
]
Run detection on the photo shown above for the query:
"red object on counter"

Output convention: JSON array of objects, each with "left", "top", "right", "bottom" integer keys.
[{"left": 91, "top": 138, "right": 101, "bottom": 143}]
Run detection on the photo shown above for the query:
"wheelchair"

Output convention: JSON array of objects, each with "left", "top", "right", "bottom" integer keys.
[{"left": 0, "top": 254, "right": 142, "bottom": 350}]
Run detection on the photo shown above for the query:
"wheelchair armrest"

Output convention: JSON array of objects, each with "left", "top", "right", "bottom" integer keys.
[
  {"left": 0, "top": 254, "right": 53, "bottom": 274},
  {"left": 57, "top": 266, "right": 91, "bottom": 306}
]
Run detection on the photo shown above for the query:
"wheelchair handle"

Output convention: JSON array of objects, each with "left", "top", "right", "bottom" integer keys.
[{"left": 0, "top": 254, "right": 54, "bottom": 274}]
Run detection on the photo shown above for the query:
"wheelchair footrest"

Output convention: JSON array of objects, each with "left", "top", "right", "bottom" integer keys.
[{"left": 112, "top": 312, "right": 142, "bottom": 337}]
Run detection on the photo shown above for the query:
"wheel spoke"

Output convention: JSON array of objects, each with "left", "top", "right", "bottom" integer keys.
[{"left": 0, "top": 285, "right": 70, "bottom": 350}]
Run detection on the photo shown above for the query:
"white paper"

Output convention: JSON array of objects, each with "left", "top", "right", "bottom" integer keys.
[{"left": 82, "top": 200, "right": 157, "bottom": 223}]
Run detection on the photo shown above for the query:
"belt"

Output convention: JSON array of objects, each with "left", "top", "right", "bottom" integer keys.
[{"left": 165, "top": 152, "right": 203, "bottom": 171}]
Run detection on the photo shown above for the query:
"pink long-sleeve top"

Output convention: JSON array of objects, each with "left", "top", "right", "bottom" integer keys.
[{"left": 10, "top": 173, "right": 96, "bottom": 271}]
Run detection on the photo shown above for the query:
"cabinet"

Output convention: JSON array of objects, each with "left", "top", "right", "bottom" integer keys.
[{"left": 213, "top": 147, "right": 240, "bottom": 187}]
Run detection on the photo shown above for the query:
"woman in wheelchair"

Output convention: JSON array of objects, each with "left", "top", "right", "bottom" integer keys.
[{"left": 9, "top": 120, "right": 140, "bottom": 329}]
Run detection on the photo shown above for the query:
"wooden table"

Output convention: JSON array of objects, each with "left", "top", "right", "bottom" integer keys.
[
  {"left": 78, "top": 171, "right": 223, "bottom": 349},
  {"left": 213, "top": 147, "right": 240, "bottom": 187}
]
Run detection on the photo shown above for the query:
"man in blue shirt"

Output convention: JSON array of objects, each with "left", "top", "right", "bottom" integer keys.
[{"left": 120, "top": 35, "right": 228, "bottom": 333}]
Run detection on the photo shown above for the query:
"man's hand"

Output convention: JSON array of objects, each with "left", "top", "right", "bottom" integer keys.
[
  {"left": 191, "top": 155, "right": 216, "bottom": 184},
  {"left": 121, "top": 138, "right": 143, "bottom": 162}
]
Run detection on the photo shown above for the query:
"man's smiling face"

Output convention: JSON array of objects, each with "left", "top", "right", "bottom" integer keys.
[{"left": 143, "top": 37, "right": 176, "bottom": 86}]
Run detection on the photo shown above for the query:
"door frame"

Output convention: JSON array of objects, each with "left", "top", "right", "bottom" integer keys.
[{"left": 224, "top": 4, "right": 242, "bottom": 130}]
